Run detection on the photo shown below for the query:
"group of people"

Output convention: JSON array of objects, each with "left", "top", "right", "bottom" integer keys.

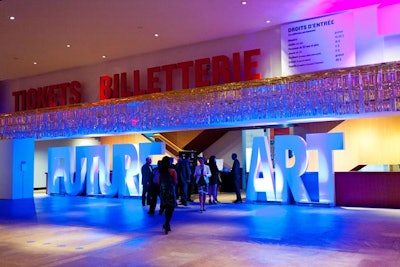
[{"left": 141, "top": 153, "right": 242, "bottom": 234}]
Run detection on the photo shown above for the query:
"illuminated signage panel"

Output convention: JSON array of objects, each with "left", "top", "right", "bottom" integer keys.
[{"left": 281, "top": 12, "right": 355, "bottom": 75}]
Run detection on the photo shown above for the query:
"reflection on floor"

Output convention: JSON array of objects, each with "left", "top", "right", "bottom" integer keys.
[{"left": 0, "top": 192, "right": 400, "bottom": 267}]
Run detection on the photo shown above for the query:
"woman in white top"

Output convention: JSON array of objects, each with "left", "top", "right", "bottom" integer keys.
[{"left": 194, "top": 157, "right": 211, "bottom": 212}]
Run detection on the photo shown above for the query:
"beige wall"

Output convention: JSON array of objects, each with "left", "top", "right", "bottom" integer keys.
[
  {"left": 203, "top": 130, "right": 243, "bottom": 170},
  {"left": 101, "top": 116, "right": 400, "bottom": 173},
  {"left": 306, "top": 116, "right": 400, "bottom": 172},
  {"left": 162, "top": 130, "right": 202, "bottom": 149},
  {"left": 100, "top": 134, "right": 151, "bottom": 168},
  {"left": 333, "top": 116, "right": 400, "bottom": 171}
]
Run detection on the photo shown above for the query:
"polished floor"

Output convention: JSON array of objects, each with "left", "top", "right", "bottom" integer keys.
[{"left": 0, "top": 191, "right": 399, "bottom": 267}]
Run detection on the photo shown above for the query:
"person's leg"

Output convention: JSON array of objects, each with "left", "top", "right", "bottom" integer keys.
[
  {"left": 159, "top": 204, "right": 164, "bottom": 215},
  {"left": 187, "top": 178, "right": 194, "bottom": 201},
  {"left": 212, "top": 184, "right": 218, "bottom": 204},
  {"left": 180, "top": 182, "right": 188, "bottom": 205},
  {"left": 208, "top": 184, "right": 212, "bottom": 203},
  {"left": 175, "top": 182, "right": 180, "bottom": 203},
  {"left": 202, "top": 192, "right": 206, "bottom": 210},
  {"left": 199, "top": 192, "right": 203, "bottom": 211},
  {"left": 234, "top": 178, "right": 242, "bottom": 202},
  {"left": 148, "top": 185, "right": 157, "bottom": 214},
  {"left": 159, "top": 188, "right": 165, "bottom": 215},
  {"left": 163, "top": 207, "right": 169, "bottom": 234},
  {"left": 164, "top": 205, "right": 174, "bottom": 232},
  {"left": 146, "top": 184, "right": 152, "bottom": 205},
  {"left": 141, "top": 184, "right": 147, "bottom": 206}
]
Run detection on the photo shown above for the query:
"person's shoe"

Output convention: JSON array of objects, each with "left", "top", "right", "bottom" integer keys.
[
  {"left": 233, "top": 200, "right": 242, "bottom": 204},
  {"left": 162, "top": 224, "right": 168, "bottom": 234},
  {"left": 147, "top": 211, "right": 155, "bottom": 215},
  {"left": 159, "top": 210, "right": 164, "bottom": 215},
  {"left": 212, "top": 201, "right": 217, "bottom": 204},
  {"left": 208, "top": 199, "right": 212, "bottom": 204}
]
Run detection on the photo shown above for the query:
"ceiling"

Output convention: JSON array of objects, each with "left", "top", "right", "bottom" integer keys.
[{"left": 0, "top": 0, "right": 395, "bottom": 81}]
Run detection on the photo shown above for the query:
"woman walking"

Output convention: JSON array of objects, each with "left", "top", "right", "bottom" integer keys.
[
  {"left": 207, "top": 155, "right": 220, "bottom": 204},
  {"left": 158, "top": 156, "right": 178, "bottom": 234},
  {"left": 194, "top": 157, "right": 211, "bottom": 212}
]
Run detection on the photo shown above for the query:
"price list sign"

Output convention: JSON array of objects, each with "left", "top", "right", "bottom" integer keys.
[{"left": 281, "top": 12, "right": 356, "bottom": 76}]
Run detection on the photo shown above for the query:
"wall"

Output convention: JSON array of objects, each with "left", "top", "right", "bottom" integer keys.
[
  {"left": 0, "top": 27, "right": 281, "bottom": 114},
  {"left": 99, "top": 134, "right": 151, "bottom": 168},
  {"left": 162, "top": 130, "right": 203, "bottom": 149},
  {"left": 332, "top": 116, "right": 400, "bottom": 171},
  {"left": 203, "top": 130, "right": 243, "bottom": 170},
  {"left": 301, "top": 116, "right": 400, "bottom": 172}
]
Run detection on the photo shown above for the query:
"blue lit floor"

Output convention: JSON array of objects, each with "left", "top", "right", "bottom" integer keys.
[{"left": 0, "top": 192, "right": 399, "bottom": 267}]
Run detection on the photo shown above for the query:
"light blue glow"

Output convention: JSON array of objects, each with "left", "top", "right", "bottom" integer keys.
[
  {"left": 47, "top": 142, "right": 165, "bottom": 197},
  {"left": 246, "top": 133, "right": 344, "bottom": 206}
]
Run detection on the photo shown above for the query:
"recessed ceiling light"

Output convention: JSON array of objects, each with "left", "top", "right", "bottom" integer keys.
[
  {"left": 33, "top": 62, "right": 38, "bottom": 65},
  {"left": 66, "top": 44, "right": 71, "bottom": 48},
  {"left": 266, "top": 20, "right": 271, "bottom": 24},
  {"left": 9, "top": 16, "right": 15, "bottom": 20},
  {"left": 102, "top": 55, "right": 107, "bottom": 59},
  {"left": 154, "top": 33, "right": 159, "bottom": 37},
  {"left": 241, "top": 1, "right": 247, "bottom": 5}
]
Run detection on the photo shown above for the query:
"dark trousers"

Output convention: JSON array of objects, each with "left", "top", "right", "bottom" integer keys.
[
  {"left": 234, "top": 178, "right": 242, "bottom": 201},
  {"left": 149, "top": 184, "right": 160, "bottom": 213},
  {"left": 179, "top": 182, "right": 188, "bottom": 204},
  {"left": 187, "top": 177, "right": 195, "bottom": 201},
  {"left": 142, "top": 183, "right": 151, "bottom": 206},
  {"left": 164, "top": 205, "right": 175, "bottom": 227}
]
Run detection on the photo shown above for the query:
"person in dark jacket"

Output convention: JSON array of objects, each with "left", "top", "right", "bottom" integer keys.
[
  {"left": 176, "top": 156, "right": 191, "bottom": 206},
  {"left": 231, "top": 153, "right": 242, "bottom": 203},
  {"left": 158, "top": 156, "right": 178, "bottom": 234},
  {"left": 141, "top": 156, "right": 153, "bottom": 206},
  {"left": 147, "top": 160, "right": 161, "bottom": 215}
]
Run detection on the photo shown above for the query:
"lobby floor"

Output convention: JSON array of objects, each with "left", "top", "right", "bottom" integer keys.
[{"left": 0, "top": 192, "right": 399, "bottom": 267}]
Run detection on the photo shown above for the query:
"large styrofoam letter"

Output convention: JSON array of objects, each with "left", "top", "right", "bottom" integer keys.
[
  {"left": 48, "top": 146, "right": 83, "bottom": 195},
  {"left": 306, "top": 132, "right": 344, "bottom": 205},
  {"left": 113, "top": 144, "right": 140, "bottom": 197},
  {"left": 246, "top": 136, "right": 275, "bottom": 202},
  {"left": 76, "top": 145, "right": 117, "bottom": 197},
  {"left": 275, "top": 135, "right": 310, "bottom": 204}
]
